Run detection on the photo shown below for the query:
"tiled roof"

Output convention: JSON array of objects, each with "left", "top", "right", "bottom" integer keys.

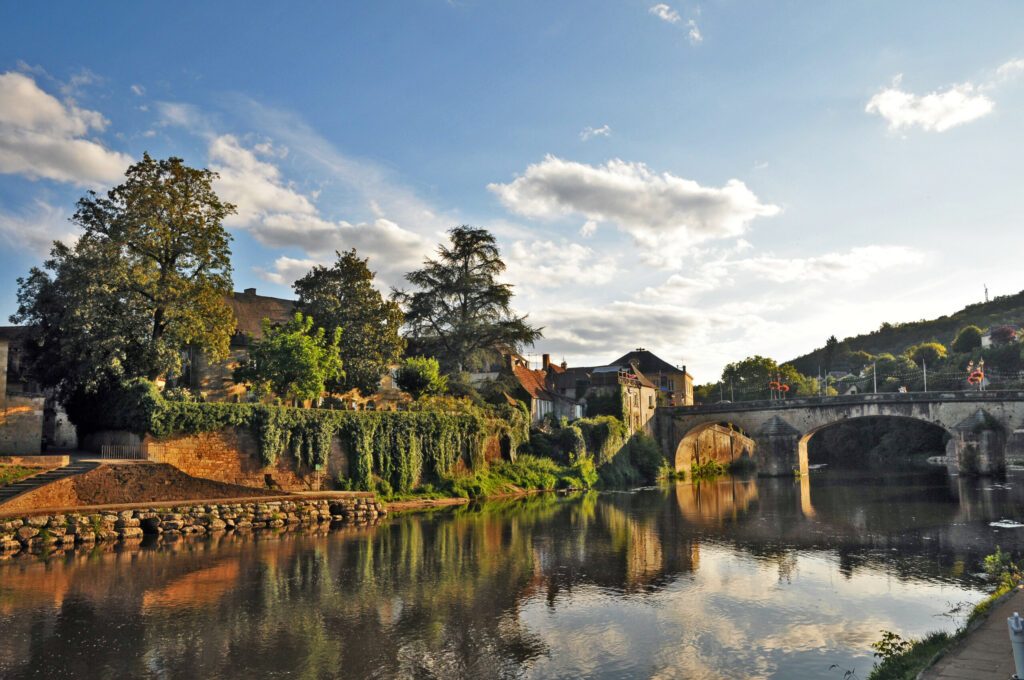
[
  {"left": 512, "top": 363, "right": 551, "bottom": 400},
  {"left": 611, "top": 349, "right": 687, "bottom": 377}
]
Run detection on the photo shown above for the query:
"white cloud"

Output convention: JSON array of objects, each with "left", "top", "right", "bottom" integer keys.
[
  {"left": 488, "top": 155, "right": 779, "bottom": 268},
  {"left": 580, "top": 220, "right": 597, "bottom": 237},
  {"left": 255, "top": 256, "right": 320, "bottom": 286},
  {"left": 206, "top": 134, "right": 427, "bottom": 286},
  {"left": 649, "top": 4, "right": 681, "bottom": 24},
  {"left": 0, "top": 200, "right": 77, "bottom": 255},
  {"left": 865, "top": 75, "right": 993, "bottom": 132},
  {"left": 130, "top": 84, "right": 145, "bottom": 96},
  {"left": 0, "top": 71, "right": 132, "bottom": 186},
  {"left": 993, "top": 58, "right": 1024, "bottom": 84},
  {"left": 580, "top": 124, "right": 611, "bottom": 141},
  {"left": 733, "top": 245, "right": 924, "bottom": 283},
  {"left": 505, "top": 239, "right": 618, "bottom": 291},
  {"left": 686, "top": 19, "right": 702, "bottom": 44}
]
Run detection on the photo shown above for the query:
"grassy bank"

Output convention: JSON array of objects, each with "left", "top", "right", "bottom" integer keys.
[
  {"left": 0, "top": 465, "right": 37, "bottom": 487},
  {"left": 377, "top": 454, "right": 597, "bottom": 502},
  {"left": 866, "top": 548, "right": 1020, "bottom": 679}
]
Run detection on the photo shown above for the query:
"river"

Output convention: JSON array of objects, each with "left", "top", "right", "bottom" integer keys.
[{"left": 3, "top": 468, "right": 1024, "bottom": 679}]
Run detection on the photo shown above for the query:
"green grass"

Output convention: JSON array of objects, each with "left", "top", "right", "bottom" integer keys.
[
  {"left": 866, "top": 631, "right": 951, "bottom": 680},
  {"left": 690, "top": 460, "right": 728, "bottom": 480},
  {"left": 379, "top": 454, "right": 598, "bottom": 502},
  {"left": 0, "top": 465, "right": 38, "bottom": 487}
]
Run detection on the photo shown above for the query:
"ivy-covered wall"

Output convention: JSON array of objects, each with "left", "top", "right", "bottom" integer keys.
[{"left": 91, "top": 382, "right": 530, "bottom": 494}]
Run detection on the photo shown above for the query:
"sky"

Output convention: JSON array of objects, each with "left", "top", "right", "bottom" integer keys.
[{"left": 2, "top": 2, "right": 1023, "bottom": 381}]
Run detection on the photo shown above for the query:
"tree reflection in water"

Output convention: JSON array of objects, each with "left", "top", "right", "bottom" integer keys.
[{"left": 2, "top": 469, "right": 1024, "bottom": 679}]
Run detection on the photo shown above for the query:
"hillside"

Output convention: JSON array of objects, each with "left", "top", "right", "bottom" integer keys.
[{"left": 787, "top": 289, "right": 1024, "bottom": 375}]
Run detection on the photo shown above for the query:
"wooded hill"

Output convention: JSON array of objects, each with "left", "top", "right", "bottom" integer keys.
[{"left": 787, "top": 289, "right": 1024, "bottom": 376}]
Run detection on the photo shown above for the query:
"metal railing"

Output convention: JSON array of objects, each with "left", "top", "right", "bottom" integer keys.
[{"left": 99, "top": 444, "right": 146, "bottom": 460}]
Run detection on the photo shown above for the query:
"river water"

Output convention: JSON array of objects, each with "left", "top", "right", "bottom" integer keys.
[{"left": 3, "top": 468, "right": 1024, "bottom": 679}]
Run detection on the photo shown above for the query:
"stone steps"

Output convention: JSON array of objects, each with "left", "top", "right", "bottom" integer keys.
[{"left": 0, "top": 462, "right": 99, "bottom": 505}]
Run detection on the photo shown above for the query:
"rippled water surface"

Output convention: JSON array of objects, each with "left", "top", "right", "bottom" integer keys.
[{"left": 4, "top": 469, "right": 1024, "bottom": 679}]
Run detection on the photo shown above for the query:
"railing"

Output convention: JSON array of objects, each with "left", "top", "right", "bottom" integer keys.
[
  {"left": 668, "top": 389, "right": 1024, "bottom": 414},
  {"left": 99, "top": 444, "right": 146, "bottom": 460}
]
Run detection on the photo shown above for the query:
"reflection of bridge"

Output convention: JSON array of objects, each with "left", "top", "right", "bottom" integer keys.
[{"left": 656, "top": 391, "right": 1024, "bottom": 476}]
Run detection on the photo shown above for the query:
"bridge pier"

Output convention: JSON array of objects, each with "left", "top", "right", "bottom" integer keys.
[
  {"left": 949, "top": 409, "right": 1007, "bottom": 475},
  {"left": 753, "top": 416, "right": 805, "bottom": 477}
]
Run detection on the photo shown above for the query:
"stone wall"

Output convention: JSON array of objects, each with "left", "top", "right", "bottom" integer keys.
[
  {"left": 143, "top": 428, "right": 339, "bottom": 491},
  {"left": 0, "top": 495, "right": 386, "bottom": 558},
  {"left": 672, "top": 423, "right": 756, "bottom": 474},
  {"left": 0, "top": 394, "right": 44, "bottom": 455}
]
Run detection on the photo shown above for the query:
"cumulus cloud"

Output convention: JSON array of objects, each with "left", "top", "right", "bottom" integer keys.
[
  {"left": 994, "top": 58, "right": 1024, "bottom": 83},
  {"left": 865, "top": 76, "right": 993, "bottom": 132},
  {"left": 580, "top": 220, "right": 597, "bottom": 237},
  {"left": 504, "top": 239, "right": 618, "bottom": 291},
  {"left": 206, "top": 134, "right": 427, "bottom": 286},
  {"left": 0, "top": 200, "right": 77, "bottom": 255},
  {"left": 580, "top": 124, "right": 611, "bottom": 141},
  {"left": 254, "top": 256, "right": 320, "bottom": 286},
  {"left": 488, "top": 155, "right": 779, "bottom": 268},
  {"left": 0, "top": 71, "right": 132, "bottom": 185},
  {"left": 649, "top": 4, "right": 681, "bottom": 23}
]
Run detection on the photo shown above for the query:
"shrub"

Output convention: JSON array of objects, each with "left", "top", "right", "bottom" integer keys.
[
  {"left": 951, "top": 325, "right": 983, "bottom": 353},
  {"left": 396, "top": 356, "right": 448, "bottom": 399}
]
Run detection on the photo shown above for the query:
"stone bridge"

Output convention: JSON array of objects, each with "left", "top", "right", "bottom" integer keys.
[{"left": 655, "top": 391, "right": 1024, "bottom": 476}]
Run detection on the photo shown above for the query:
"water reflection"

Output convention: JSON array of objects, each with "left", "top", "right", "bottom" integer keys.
[{"left": 3, "top": 469, "right": 1024, "bottom": 679}]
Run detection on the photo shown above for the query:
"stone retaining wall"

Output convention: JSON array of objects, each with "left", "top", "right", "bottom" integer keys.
[{"left": 0, "top": 496, "right": 386, "bottom": 557}]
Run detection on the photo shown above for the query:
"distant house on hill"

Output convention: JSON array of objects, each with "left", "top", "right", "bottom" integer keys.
[{"left": 610, "top": 348, "right": 694, "bottom": 407}]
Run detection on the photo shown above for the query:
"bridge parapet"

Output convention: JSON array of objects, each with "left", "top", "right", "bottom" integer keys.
[{"left": 655, "top": 391, "right": 1024, "bottom": 477}]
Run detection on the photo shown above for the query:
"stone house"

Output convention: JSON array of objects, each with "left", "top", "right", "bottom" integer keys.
[
  {"left": 611, "top": 348, "right": 694, "bottom": 407},
  {"left": 0, "top": 327, "right": 45, "bottom": 454},
  {"left": 505, "top": 353, "right": 584, "bottom": 423},
  {"left": 184, "top": 288, "right": 295, "bottom": 401}
]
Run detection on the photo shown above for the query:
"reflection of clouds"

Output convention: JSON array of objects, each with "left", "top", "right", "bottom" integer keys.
[{"left": 520, "top": 546, "right": 982, "bottom": 678}]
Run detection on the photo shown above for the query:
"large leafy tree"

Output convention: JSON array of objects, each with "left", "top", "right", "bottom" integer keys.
[
  {"left": 293, "top": 249, "right": 404, "bottom": 395},
  {"left": 392, "top": 226, "right": 542, "bottom": 372},
  {"left": 12, "top": 154, "right": 236, "bottom": 398},
  {"left": 233, "top": 312, "right": 343, "bottom": 404},
  {"left": 720, "top": 355, "right": 818, "bottom": 398}
]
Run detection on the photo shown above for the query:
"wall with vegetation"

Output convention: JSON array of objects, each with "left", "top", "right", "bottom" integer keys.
[{"left": 79, "top": 381, "right": 529, "bottom": 494}]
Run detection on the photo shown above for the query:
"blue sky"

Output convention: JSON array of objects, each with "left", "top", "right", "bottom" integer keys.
[{"left": 2, "top": 2, "right": 1024, "bottom": 379}]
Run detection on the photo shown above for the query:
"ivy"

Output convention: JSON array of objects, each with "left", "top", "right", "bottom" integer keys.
[{"left": 107, "top": 384, "right": 530, "bottom": 495}]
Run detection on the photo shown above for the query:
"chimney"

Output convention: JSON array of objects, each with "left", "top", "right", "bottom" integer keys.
[
  {"left": 542, "top": 353, "right": 551, "bottom": 369},
  {"left": 244, "top": 287, "right": 257, "bottom": 296}
]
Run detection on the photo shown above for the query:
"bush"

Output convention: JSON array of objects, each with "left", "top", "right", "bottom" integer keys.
[
  {"left": 629, "top": 434, "right": 664, "bottom": 481},
  {"left": 951, "top": 325, "right": 983, "bottom": 352},
  {"left": 396, "top": 356, "right": 448, "bottom": 399}
]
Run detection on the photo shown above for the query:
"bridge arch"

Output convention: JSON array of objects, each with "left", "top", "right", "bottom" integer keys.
[
  {"left": 795, "top": 414, "right": 953, "bottom": 472},
  {"left": 674, "top": 421, "right": 756, "bottom": 473}
]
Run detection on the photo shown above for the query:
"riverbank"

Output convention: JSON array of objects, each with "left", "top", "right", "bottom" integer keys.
[
  {"left": 0, "top": 493, "right": 386, "bottom": 558},
  {"left": 868, "top": 551, "right": 1023, "bottom": 679}
]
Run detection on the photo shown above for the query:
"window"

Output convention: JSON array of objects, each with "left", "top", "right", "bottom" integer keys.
[{"left": 649, "top": 395, "right": 655, "bottom": 409}]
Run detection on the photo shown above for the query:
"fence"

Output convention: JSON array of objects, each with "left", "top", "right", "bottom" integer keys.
[
  {"left": 707, "top": 367, "right": 1024, "bottom": 404},
  {"left": 99, "top": 443, "right": 146, "bottom": 460}
]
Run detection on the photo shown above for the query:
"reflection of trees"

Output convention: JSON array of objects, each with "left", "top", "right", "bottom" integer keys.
[{"left": 4, "top": 471, "right": 1024, "bottom": 677}]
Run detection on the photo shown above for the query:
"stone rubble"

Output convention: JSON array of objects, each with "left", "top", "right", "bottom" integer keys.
[{"left": 0, "top": 496, "right": 386, "bottom": 557}]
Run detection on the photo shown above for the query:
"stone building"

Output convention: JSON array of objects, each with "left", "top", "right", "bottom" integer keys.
[
  {"left": 0, "top": 327, "right": 45, "bottom": 454},
  {"left": 610, "top": 349, "right": 694, "bottom": 407},
  {"left": 184, "top": 288, "right": 295, "bottom": 401},
  {"left": 505, "top": 353, "right": 584, "bottom": 423}
]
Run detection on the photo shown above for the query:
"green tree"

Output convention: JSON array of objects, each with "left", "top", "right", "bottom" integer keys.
[
  {"left": 294, "top": 249, "right": 405, "bottom": 395},
  {"left": 952, "top": 325, "right": 984, "bottom": 353},
  {"left": 721, "top": 355, "right": 779, "bottom": 397},
  {"left": 233, "top": 312, "right": 343, "bottom": 404},
  {"left": 392, "top": 226, "right": 542, "bottom": 372},
  {"left": 395, "top": 356, "right": 448, "bottom": 399},
  {"left": 823, "top": 335, "right": 840, "bottom": 372},
  {"left": 906, "top": 342, "right": 947, "bottom": 366},
  {"left": 12, "top": 154, "right": 236, "bottom": 398}
]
